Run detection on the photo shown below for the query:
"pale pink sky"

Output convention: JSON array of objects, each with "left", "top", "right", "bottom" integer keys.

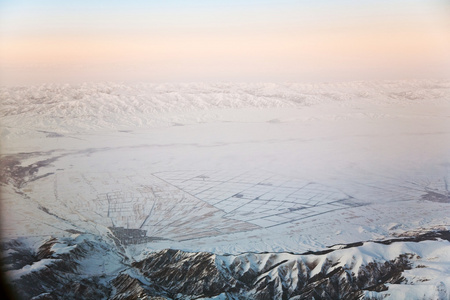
[{"left": 1, "top": 0, "right": 449, "bottom": 84}]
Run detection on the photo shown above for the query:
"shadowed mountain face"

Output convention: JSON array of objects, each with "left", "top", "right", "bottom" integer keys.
[{"left": 2, "top": 231, "right": 449, "bottom": 299}]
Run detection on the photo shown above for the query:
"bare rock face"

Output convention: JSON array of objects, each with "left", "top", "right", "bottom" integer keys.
[
  {"left": 133, "top": 249, "right": 236, "bottom": 299},
  {"left": 111, "top": 274, "right": 167, "bottom": 300}
]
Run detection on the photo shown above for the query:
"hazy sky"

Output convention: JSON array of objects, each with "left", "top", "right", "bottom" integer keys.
[{"left": 1, "top": 0, "right": 449, "bottom": 84}]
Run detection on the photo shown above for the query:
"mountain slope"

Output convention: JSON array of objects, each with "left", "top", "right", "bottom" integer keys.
[{"left": 2, "top": 231, "right": 450, "bottom": 299}]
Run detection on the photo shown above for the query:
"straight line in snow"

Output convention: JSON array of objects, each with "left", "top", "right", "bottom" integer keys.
[
  {"left": 152, "top": 173, "right": 219, "bottom": 208},
  {"left": 444, "top": 176, "right": 449, "bottom": 194},
  {"left": 139, "top": 199, "right": 155, "bottom": 230},
  {"left": 264, "top": 207, "right": 354, "bottom": 229}
]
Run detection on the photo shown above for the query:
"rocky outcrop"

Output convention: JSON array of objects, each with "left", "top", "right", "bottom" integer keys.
[
  {"left": 134, "top": 249, "right": 237, "bottom": 299},
  {"left": 111, "top": 274, "right": 167, "bottom": 300},
  {"left": 1, "top": 235, "right": 121, "bottom": 300}
]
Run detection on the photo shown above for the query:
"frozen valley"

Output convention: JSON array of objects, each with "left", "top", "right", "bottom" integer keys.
[{"left": 1, "top": 80, "right": 450, "bottom": 299}]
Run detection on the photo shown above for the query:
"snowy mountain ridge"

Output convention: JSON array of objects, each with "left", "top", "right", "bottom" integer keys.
[
  {"left": 2, "top": 230, "right": 450, "bottom": 299},
  {"left": 1, "top": 80, "right": 449, "bottom": 135}
]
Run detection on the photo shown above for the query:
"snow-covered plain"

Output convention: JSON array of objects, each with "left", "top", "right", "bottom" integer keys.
[{"left": 1, "top": 80, "right": 450, "bottom": 298}]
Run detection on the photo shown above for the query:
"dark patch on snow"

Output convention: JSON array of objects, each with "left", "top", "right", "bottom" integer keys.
[
  {"left": 37, "top": 130, "right": 64, "bottom": 138},
  {"left": 37, "top": 205, "right": 70, "bottom": 224},
  {"left": 288, "top": 206, "right": 306, "bottom": 212},
  {"left": 421, "top": 191, "right": 450, "bottom": 203},
  {"left": 65, "top": 229, "right": 84, "bottom": 234},
  {"left": 109, "top": 227, "right": 168, "bottom": 246},
  {"left": 0, "top": 152, "right": 59, "bottom": 188}
]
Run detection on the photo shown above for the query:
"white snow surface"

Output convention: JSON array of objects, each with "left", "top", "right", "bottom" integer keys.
[
  {"left": 6, "top": 258, "right": 59, "bottom": 280},
  {"left": 1, "top": 80, "right": 450, "bottom": 255}
]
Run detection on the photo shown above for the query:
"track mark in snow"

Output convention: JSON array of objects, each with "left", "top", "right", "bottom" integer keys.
[{"left": 156, "top": 170, "right": 363, "bottom": 228}]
